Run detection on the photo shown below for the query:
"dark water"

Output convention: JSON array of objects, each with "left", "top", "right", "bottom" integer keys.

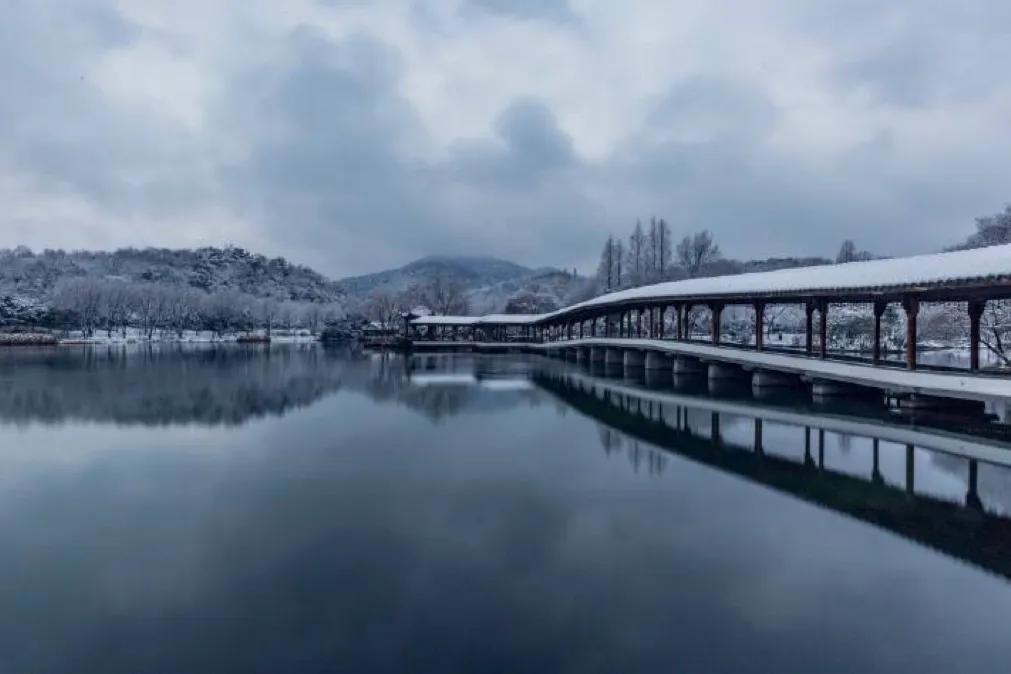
[{"left": 2, "top": 344, "right": 1011, "bottom": 673}]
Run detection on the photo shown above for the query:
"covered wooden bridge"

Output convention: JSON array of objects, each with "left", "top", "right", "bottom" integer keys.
[{"left": 408, "top": 245, "right": 1011, "bottom": 405}]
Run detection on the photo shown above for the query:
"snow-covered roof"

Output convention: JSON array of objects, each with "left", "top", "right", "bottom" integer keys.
[
  {"left": 412, "top": 313, "right": 546, "bottom": 326},
  {"left": 412, "top": 244, "right": 1011, "bottom": 327}
]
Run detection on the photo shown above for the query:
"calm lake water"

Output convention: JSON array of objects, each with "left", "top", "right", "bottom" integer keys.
[{"left": 2, "top": 343, "right": 1011, "bottom": 673}]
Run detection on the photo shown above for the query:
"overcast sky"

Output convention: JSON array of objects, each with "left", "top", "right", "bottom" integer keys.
[{"left": 3, "top": 1, "right": 1010, "bottom": 277}]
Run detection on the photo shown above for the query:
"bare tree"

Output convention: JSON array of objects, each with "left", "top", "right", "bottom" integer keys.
[
  {"left": 200, "top": 290, "right": 247, "bottom": 338},
  {"left": 255, "top": 299, "right": 279, "bottom": 338},
  {"left": 836, "top": 240, "right": 858, "bottom": 263},
  {"left": 277, "top": 301, "right": 298, "bottom": 333},
  {"left": 676, "top": 230, "right": 721, "bottom": 278},
  {"left": 647, "top": 217, "right": 672, "bottom": 282},
  {"left": 164, "top": 287, "right": 199, "bottom": 338},
  {"left": 596, "top": 236, "right": 620, "bottom": 292},
  {"left": 836, "top": 240, "right": 872, "bottom": 263},
  {"left": 129, "top": 284, "right": 170, "bottom": 339},
  {"left": 981, "top": 300, "right": 1011, "bottom": 366},
  {"left": 416, "top": 274, "right": 469, "bottom": 315},
  {"left": 99, "top": 279, "right": 130, "bottom": 337},
  {"left": 613, "top": 239, "right": 623, "bottom": 289},
  {"left": 51, "top": 277, "right": 104, "bottom": 336},
  {"left": 626, "top": 219, "right": 647, "bottom": 286},
  {"left": 301, "top": 303, "right": 324, "bottom": 336},
  {"left": 365, "top": 288, "right": 405, "bottom": 329}
]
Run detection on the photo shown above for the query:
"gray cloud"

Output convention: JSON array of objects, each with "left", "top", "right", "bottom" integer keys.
[
  {"left": 1, "top": 1, "right": 1010, "bottom": 276},
  {"left": 464, "top": 0, "right": 577, "bottom": 23}
]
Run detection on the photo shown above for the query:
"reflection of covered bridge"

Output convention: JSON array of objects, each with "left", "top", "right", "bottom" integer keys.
[
  {"left": 409, "top": 245, "right": 1011, "bottom": 407},
  {"left": 534, "top": 369, "right": 1011, "bottom": 581}
]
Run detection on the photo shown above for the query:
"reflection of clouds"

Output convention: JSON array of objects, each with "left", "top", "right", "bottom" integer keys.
[
  {"left": 3, "top": 350, "right": 1011, "bottom": 671},
  {"left": 340, "top": 352, "right": 547, "bottom": 423},
  {"left": 409, "top": 374, "right": 478, "bottom": 386}
]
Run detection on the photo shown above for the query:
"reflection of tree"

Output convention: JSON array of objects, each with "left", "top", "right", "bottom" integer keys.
[
  {"left": 0, "top": 343, "right": 348, "bottom": 427},
  {"left": 596, "top": 423, "right": 667, "bottom": 476},
  {"left": 598, "top": 425, "right": 623, "bottom": 456}
]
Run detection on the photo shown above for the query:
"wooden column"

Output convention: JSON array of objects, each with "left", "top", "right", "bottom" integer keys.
[
  {"left": 903, "top": 296, "right": 919, "bottom": 370},
  {"left": 805, "top": 303, "right": 815, "bottom": 355},
  {"left": 872, "top": 301, "right": 886, "bottom": 364},
  {"left": 818, "top": 301, "right": 829, "bottom": 359},
  {"left": 969, "top": 300, "right": 986, "bottom": 371},
  {"left": 710, "top": 303, "right": 723, "bottom": 346},
  {"left": 658, "top": 306, "right": 665, "bottom": 339},
  {"left": 754, "top": 302, "right": 765, "bottom": 351}
]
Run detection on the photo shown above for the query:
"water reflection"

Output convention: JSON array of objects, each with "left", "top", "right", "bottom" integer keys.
[
  {"left": 2, "top": 346, "right": 1011, "bottom": 672},
  {"left": 533, "top": 367, "right": 1011, "bottom": 579},
  {"left": 0, "top": 344, "right": 350, "bottom": 426}
]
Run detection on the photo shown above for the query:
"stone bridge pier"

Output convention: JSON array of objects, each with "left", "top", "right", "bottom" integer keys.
[{"left": 623, "top": 350, "right": 645, "bottom": 369}]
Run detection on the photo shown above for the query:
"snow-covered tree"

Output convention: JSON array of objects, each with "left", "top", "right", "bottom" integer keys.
[
  {"left": 414, "top": 274, "right": 469, "bottom": 315},
  {"left": 982, "top": 300, "right": 1011, "bottom": 366},
  {"left": 676, "top": 230, "right": 721, "bottom": 278},
  {"left": 51, "top": 277, "right": 104, "bottom": 336},
  {"left": 963, "top": 205, "right": 1011, "bottom": 249}
]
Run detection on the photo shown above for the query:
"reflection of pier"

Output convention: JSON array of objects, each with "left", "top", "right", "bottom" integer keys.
[{"left": 534, "top": 370, "right": 1011, "bottom": 581}]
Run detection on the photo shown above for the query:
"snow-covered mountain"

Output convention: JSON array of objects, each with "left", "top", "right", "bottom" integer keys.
[
  {"left": 0, "top": 246, "right": 345, "bottom": 303},
  {"left": 336, "top": 255, "right": 535, "bottom": 295},
  {"left": 336, "top": 255, "right": 593, "bottom": 314},
  {"left": 0, "top": 247, "right": 589, "bottom": 321}
]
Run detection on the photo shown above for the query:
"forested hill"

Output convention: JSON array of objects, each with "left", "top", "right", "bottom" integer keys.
[
  {"left": 0, "top": 246, "right": 345, "bottom": 302},
  {"left": 336, "top": 255, "right": 536, "bottom": 294}
]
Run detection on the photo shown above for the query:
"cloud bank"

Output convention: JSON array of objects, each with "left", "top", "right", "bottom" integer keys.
[{"left": 2, "top": 0, "right": 1010, "bottom": 276}]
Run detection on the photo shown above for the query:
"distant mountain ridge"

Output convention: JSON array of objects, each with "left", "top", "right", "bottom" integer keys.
[
  {"left": 335, "top": 255, "right": 591, "bottom": 314},
  {"left": 336, "top": 255, "right": 535, "bottom": 295}
]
